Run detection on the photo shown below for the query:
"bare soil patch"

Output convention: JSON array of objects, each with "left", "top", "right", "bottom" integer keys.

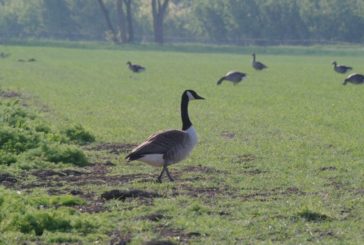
[
  {"left": 155, "top": 225, "right": 202, "bottom": 244},
  {"left": 101, "top": 189, "right": 161, "bottom": 201},
  {"left": 109, "top": 230, "right": 131, "bottom": 245},
  {"left": 319, "top": 166, "right": 337, "bottom": 171},
  {"left": 231, "top": 154, "right": 257, "bottom": 164},
  {"left": 221, "top": 131, "right": 235, "bottom": 139},
  {"left": 0, "top": 172, "right": 17, "bottom": 187},
  {"left": 0, "top": 90, "right": 21, "bottom": 98},
  {"left": 139, "top": 212, "right": 170, "bottom": 222}
]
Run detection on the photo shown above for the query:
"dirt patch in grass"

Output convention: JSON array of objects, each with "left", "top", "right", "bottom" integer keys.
[
  {"left": 144, "top": 240, "right": 176, "bottom": 245},
  {"left": 155, "top": 225, "right": 202, "bottom": 244},
  {"left": 23, "top": 162, "right": 152, "bottom": 189},
  {"left": 139, "top": 212, "right": 170, "bottom": 222},
  {"left": 109, "top": 230, "right": 132, "bottom": 245},
  {"left": 231, "top": 154, "right": 257, "bottom": 164},
  {"left": 182, "top": 165, "right": 226, "bottom": 174},
  {"left": 319, "top": 166, "right": 337, "bottom": 171},
  {"left": 221, "top": 131, "right": 235, "bottom": 139},
  {"left": 101, "top": 189, "right": 161, "bottom": 201},
  {"left": 0, "top": 90, "right": 21, "bottom": 98},
  {"left": 86, "top": 143, "right": 136, "bottom": 154},
  {"left": 181, "top": 185, "right": 236, "bottom": 198},
  {"left": 0, "top": 172, "right": 17, "bottom": 187},
  {"left": 241, "top": 187, "right": 305, "bottom": 202}
]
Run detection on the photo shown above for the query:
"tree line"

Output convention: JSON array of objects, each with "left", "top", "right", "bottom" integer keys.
[{"left": 0, "top": 0, "right": 363, "bottom": 45}]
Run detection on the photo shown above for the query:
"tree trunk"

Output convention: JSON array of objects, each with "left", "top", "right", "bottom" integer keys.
[
  {"left": 152, "top": 0, "right": 169, "bottom": 44},
  {"left": 124, "top": 0, "right": 134, "bottom": 42},
  {"left": 97, "top": 0, "right": 119, "bottom": 43},
  {"left": 116, "top": 0, "right": 127, "bottom": 43}
]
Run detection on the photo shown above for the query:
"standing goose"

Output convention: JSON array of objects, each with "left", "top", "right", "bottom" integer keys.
[
  {"left": 125, "top": 90, "right": 205, "bottom": 182},
  {"left": 252, "top": 53, "right": 267, "bottom": 71},
  {"left": 343, "top": 73, "right": 364, "bottom": 85},
  {"left": 332, "top": 61, "right": 352, "bottom": 74},
  {"left": 127, "top": 61, "right": 145, "bottom": 73},
  {"left": 217, "top": 71, "right": 247, "bottom": 85}
]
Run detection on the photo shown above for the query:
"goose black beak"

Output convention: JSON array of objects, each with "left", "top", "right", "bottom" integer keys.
[{"left": 196, "top": 95, "right": 205, "bottom": 100}]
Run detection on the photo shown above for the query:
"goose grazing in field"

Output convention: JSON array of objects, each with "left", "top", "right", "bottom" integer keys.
[
  {"left": 217, "top": 71, "right": 247, "bottom": 85},
  {"left": 332, "top": 61, "right": 352, "bottom": 74},
  {"left": 127, "top": 61, "right": 145, "bottom": 73},
  {"left": 252, "top": 53, "right": 267, "bottom": 71},
  {"left": 125, "top": 90, "right": 205, "bottom": 182},
  {"left": 343, "top": 73, "right": 364, "bottom": 85}
]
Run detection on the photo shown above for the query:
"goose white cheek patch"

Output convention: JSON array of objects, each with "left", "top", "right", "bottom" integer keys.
[{"left": 186, "top": 91, "right": 194, "bottom": 100}]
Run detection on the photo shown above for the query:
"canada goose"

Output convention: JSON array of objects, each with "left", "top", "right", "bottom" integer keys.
[
  {"left": 125, "top": 90, "right": 205, "bottom": 182},
  {"left": 217, "top": 71, "right": 247, "bottom": 85},
  {"left": 332, "top": 61, "right": 352, "bottom": 74},
  {"left": 252, "top": 53, "right": 267, "bottom": 70},
  {"left": 127, "top": 61, "right": 145, "bottom": 73},
  {"left": 343, "top": 73, "right": 364, "bottom": 85},
  {"left": 0, "top": 52, "right": 10, "bottom": 58}
]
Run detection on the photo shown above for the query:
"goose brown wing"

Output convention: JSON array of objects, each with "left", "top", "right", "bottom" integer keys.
[{"left": 126, "top": 130, "right": 187, "bottom": 160}]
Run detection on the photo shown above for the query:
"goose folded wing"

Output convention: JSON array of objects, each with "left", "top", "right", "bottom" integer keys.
[{"left": 130, "top": 130, "right": 187, "bottom": 156}]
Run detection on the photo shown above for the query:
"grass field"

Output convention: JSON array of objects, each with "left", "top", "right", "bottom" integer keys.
[{"left": 0, "top": 43, "right": 364, "bottom": 244}]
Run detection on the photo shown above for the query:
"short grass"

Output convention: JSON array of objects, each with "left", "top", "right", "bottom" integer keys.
[{"left": 0, "top": 43, "right": 364, "bottom": 244}]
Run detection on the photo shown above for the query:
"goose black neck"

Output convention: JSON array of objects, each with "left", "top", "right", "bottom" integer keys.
[{"left": 181, "top": 93, "right": 192, "bottom": 130}]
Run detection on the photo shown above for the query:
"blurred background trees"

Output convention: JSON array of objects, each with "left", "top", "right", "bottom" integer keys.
[{"left": 0, "top": 0, "right": 363, "bottom": 45}]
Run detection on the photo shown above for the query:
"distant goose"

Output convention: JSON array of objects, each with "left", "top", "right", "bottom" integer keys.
[
  {"left": 217, "top": 71, "right": 247, "bottom": 85},
  {"left": 343, "top": 73, "right": 364, "bottom": 85},
  {"left": 127, "top": 61, "right": 145, "bottom": 73},
  {"left": 252, "top": 53, "right": 267, "bottom": 70},
  {"left": 332, "top": 61, "right": 352, "bottom": 74},
  {"left": 125, "top": 90, "right": 205, "bottom": 182}
]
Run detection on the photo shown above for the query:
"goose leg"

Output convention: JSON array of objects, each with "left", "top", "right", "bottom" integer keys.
[
  {"left": 165, "top": 166, "right": 174, "bottom": 182},
  {"left": 157, "top": 167, "right": 166, "bottom": 183}
]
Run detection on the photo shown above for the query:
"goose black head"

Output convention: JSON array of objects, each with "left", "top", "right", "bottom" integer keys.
[
  {"left": 184, "top": 90, "right": 205, "bottom": 100},
  {"left": 332, "top": 61, "right": 337, "bottom": 65},
  {"left": 126, "top": 61, "right": 132, "bottom": 65}
]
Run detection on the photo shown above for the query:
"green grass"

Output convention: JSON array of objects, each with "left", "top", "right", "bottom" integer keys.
[{"left": 0, "top": 43, "right": 364, "bottom": 244}]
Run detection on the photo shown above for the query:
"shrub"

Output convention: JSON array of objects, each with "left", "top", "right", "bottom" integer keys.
[
  {"left": 0, "top": 127, "right": 40, "bottom": 154},
  {"left": 0, "top": 150, "right": 17, "bottom": 165},
  {"left": 62, "top": 124, "right": 95, "bottom": 145},
  {"left": 40, "top": 144, "right": 88, "bottom": 166},
  {"left": 15, "top": 212, "right": 72, "bottom": 236}
]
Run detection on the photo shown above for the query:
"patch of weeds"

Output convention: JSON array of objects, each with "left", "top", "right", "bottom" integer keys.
[
  {"left": 0, "top": 151, "right": 16, "bottom": 165},
  {"left": 0, "top": 98, "right": 92, "bottom": 167},
  {"left": 13, "top": 212, "right": 72, "bottom": 236},
  {"left": 38, "top": 144, "right": 88, "bottom": 166},
  {"left": 296, "top": 209, "right": 331, "bottom": 222},
  {"left": 32, "top": 195, "right": 86, "bottom": 207},
  {"left": 62, "top": 124, "right": 95, "bottom": 145},
  {"left": 0, "top": 188, "right": 98, "bottom": 237}
]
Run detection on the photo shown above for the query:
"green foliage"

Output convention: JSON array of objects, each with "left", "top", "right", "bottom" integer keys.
[
  {"left": 32, "top": 195, "right": 86, "bottom": 207},
  {"left": 62, "top": 124, "right": 95, "bottom": 145},
  {"left": 0, "top": 188, "right": 97, "bottom": 239},
  {"left": 27, "top": 144, "right": 88, "bottom": 166},
  {"left": 14, "top": 213, "right": 72, "bottom": 236},
  {"left": 0, "top": 95, "right": 90, "bottom": 166}
]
